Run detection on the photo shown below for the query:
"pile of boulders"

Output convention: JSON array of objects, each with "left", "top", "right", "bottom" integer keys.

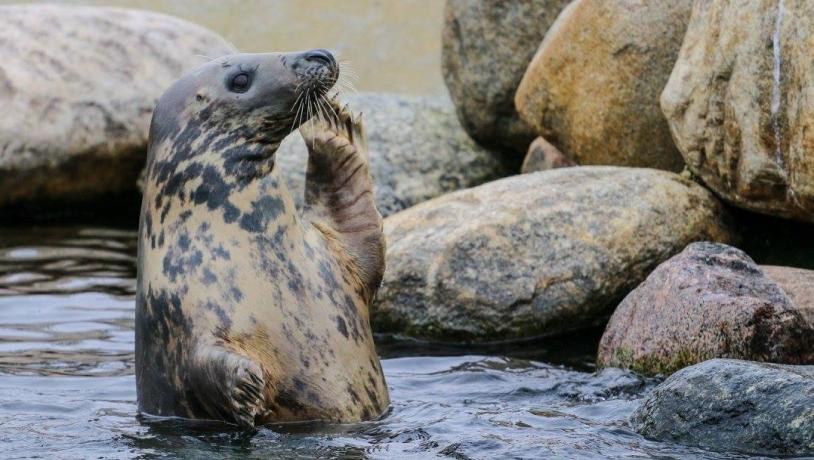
[
  {"left": 433, "top": 1, "right": 813, "bottom": 456},
  {"left": 2, "top": 2, "right": 812, "bottom": 456}
]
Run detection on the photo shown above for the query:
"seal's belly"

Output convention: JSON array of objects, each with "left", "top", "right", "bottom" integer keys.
[{"left": 137, "top": 216, "right": 387, "bottom": 422}]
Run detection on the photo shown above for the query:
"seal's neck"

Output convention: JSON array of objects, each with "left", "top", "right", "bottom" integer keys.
[{"left": 144, "top": 136, "right": 296, "bottom": 235}]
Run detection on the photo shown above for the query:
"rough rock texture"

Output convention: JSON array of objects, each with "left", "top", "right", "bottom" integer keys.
[
  {"left": 276, "top": 92, "right": 509, "bottom": 217},
  {"left": 515, "top": 0, "right": 691, "bottom": 171},
  {"left": 632, "top": 359, "right": 814, "bottom": 457},
  {"left": 598, "top": 243, "right": 814, "bottom": 376},
  {"left": 0, "top": 4, "right": 236, "bottom": 208},
  {"left": 442, "top": 0, "right": 571, "bottom": 159},
  {"left": 521, "top": 136, "right": 575, "bottom": 173},
  {"left": 374, "top": 167, "right": 735, "bottom": 342},
  {"left": 763, "top": 265, "right": 814, "bottom": 328},
  {"left": 662, "top": 0, "right": 814, "bottom": 222}
]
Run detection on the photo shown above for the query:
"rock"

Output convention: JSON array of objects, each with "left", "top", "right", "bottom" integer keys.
[
  {"left": 374, "top": 167, "right": 735, "bottom": 342},
  {"left": 442, "top": 0, "right": 571, "bottom": 159},
  {"left": 632, "top": 359, "right": 814, "bottom": 457},
  {"left": 763, "top": 265, "right": 814, "bottom": 328},
  {"left": 521, "top": 136, "right": 575, "bottom": 173},
  {"left": 598, "top": 242, "right": 814, "bottom": 376},
  {"left": 276, "top": 92, "right": 508, "bottom": 217},
  {"left": 515, "top": 0, "right": 691, "bottom": 171},
  {"left": 0, "top": 4, "right": 235, "bottom": 208},
  {"left": 662, "top": 0, "right": 814, "bottom": 222}
]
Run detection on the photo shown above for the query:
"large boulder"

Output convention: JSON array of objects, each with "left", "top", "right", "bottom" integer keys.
[
  {"left": 763, "top": 265, "right": 814, "bottom": 328},
  {"left": 632, "top": 359, "right": 814, "bottom": 457},
  {"left": 374, "top": 167, "right": 735, "bottom": 342},
  {"left": 442, "top": 0, "right": 571, "bottom": 159},
  {"left": 0, "top": 4, "right": 235, "bottom": 208},
  {"left": 598, "top": 243, "right": 814, "bottom": 376},
  {"left": 515, "top": 0, "right": 691, "bottom": 171},
  {"left": 276, "top": 92, "right": 508, "bottom": 217},
  {"left": 662, "top": 0, "right": 814, "bottom": 222}
]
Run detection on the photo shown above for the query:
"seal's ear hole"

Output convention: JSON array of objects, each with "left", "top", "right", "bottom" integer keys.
[
  {"left": 196, "top": 94, "right": 204, "bottom": 102},
  {"left": 228, "top": 72, "right": 252, "bottom": 93}
]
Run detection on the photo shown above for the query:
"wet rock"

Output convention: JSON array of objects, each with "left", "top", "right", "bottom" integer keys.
[
  {"left": 515, "top": 0, "right": 691, "bottom": 171},
  {"left": 598, "top": 243, "right": 814, "bottom": 376},
  {"left": 276, "top": 92, "right": 508, "bottom": 217},
  {"left": 662, "top": 0, "right": 814, "bottom": 222},
  {"left": 442, "top": 0, "right": 571, "bottom": 159},
  {"left": 632, "top": 359, "right": 814, "bottom": 457},
  {"left": 0, "top": 4, "right": 236, "bottom": 208},
  {"left": 375, "top": 167, "right": 735, "bottom": 342},
  {"left": 762, "top": 265, "right": 814, "bottom": 328},
  {"left": 521, "top": 136, "right": 575, "bottom": 173}
]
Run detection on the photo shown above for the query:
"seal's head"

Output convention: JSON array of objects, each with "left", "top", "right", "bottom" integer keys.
[{"left": 146, "top": 50, "right": 338, "bottom": 184}]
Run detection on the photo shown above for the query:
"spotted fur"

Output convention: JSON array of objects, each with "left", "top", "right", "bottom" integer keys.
[{"left": 135, "top": 51, "right": 388, "bottom": 428}]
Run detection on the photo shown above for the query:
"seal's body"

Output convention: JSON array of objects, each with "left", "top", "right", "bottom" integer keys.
[{"left": 135, "top": 50, "right": 388, "bottom": 428}]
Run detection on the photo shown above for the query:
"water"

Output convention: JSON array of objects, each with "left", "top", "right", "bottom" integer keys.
[{"left": 0, "top": 227, "right": 765, "bottom": 459}]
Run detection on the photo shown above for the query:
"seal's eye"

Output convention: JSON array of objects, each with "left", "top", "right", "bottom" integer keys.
[{"left": 229, "top": 73, "right": 251, "bottom": 93}]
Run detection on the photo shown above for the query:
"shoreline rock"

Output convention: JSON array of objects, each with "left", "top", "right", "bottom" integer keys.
[
  {"left": 520, "top": 136, "right": 575, "bottom": 173},
  {"left": 442, "top": 0, "right": 570, "bottom": 159},
  {"left": 632, "top": 359, "right": 814, "bottom": 457},
  {"left": 515, "top": 0, "right": 691, "bottom": 171},
  {"left": 598, "top": 242, "right": 814, "bottom": 376},
  {"left": 0, "top": 4, "right": 236, "bottom": 209},
  {"left": 662, "top": 0, "right": 814, "bottom": 222},
  {"left": 374, "top": 166, "right": 735, "bottom": 342}
]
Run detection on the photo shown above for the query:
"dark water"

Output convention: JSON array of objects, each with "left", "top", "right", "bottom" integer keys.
[{"left": 0, "top": 227, "right": 758, "bottom": 459}]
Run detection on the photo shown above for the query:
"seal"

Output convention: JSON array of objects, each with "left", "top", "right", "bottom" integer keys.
[{"left": 135, "top": 49, "right": 389, "bottom": 428}]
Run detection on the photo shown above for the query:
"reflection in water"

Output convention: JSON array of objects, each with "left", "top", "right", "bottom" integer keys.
[
  {"left": 5, "top": 0, "right": 446, "bottom": 95},
  {"left": 0, "top": 228, "right": 136, "bottom": 378},
  {"left": 0, "top": 227, "right": 748, "bottom": 458}
]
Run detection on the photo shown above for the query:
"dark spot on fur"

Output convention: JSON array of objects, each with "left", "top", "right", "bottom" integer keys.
[
  {"left": 347, "top": 385, "right": 361, "bottom": 404},
  {"left": 335, "top": 316, "right": 349, "bottom": 339},
  {"left": 230, "top": 287, "right": 243, "bottom": 302},
  {"left": 201, "top": 268, "right": 217, "bottom": 285},
  {"left": 239, "top": 195, "right": 285, "bottom": 232},
  {"left": 178, "top": 234, "right": 190, "bottom": 250}
]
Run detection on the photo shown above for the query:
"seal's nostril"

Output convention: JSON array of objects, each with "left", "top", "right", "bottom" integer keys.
[{"left": 304, "top": 49, "right": 336, "bottom": 68}]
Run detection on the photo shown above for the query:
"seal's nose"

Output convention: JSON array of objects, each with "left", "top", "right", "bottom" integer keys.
[{"left": 303, "top": 49, "right": 336, "bottom": 69}]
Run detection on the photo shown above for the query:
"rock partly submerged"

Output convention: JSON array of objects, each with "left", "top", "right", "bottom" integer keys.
[
  {"left": 632, "top": 359, "right": 814, "bottom": 457},
  {"left": 442, "top": 0, "right": 571, "bottom": 159},
  {"left": 0, "top": 4, "right": 236, "bottom": 209},
  {"left": 515, "top": 0, "right": 691, "bottom": 171},
  {"left": 598, "top": 242, "right": 814, "bottom": 376},
  {"left": 662, "top": 0, "right": 814, "bottom": 222},
  {"left": 374, "top": 167, "right": 735, "bottom": 342},
  {"left": 276, "top": 92, "right": 509, "bottom": 217}
]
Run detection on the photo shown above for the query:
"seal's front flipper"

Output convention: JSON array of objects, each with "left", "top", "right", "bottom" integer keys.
[
  {"left": 190, "top": 344, "right": 267, "bottom": 429},
  {"left": 300, "top": 102, "right": 385, "bottom": 302}
]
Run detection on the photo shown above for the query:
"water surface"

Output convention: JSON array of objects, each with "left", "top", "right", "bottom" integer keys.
[{"left": 0, "top": 227, "right": 762, "bottom": 459}]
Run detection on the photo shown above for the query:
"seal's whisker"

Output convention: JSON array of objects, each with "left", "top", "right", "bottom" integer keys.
[
  {"left": 322, "top": 94, "right": 339, "bottom": 119},
  {"left": 290, "top": 94, "right": 305, "bottom": 133},
  {"left": 316, "top": 96, "right": 334, "bottom": 128},
  {"left": 337, "top": 59, "right": 359, "bottom": 81}
]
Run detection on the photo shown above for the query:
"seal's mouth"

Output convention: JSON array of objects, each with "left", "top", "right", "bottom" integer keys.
[{"left": 290, "top": 49, "right": 343, "bottom": 131}]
